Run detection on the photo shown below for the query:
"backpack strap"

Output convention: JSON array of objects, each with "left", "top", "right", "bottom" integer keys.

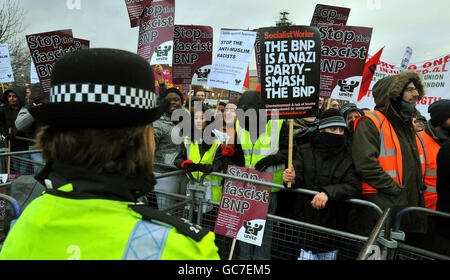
[{"left": 130, "top": 204, "right": 210, "bottom": 242}]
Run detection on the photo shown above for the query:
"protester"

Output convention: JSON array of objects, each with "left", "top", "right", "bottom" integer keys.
[
  {"left": 0, "top": 48, "right": 220, "bottom": 260},
  {"left": 276, "top": 114, "right": 319, "bottom": 220},
  {"left": 412, "top": 111, "right": 426, "bottom": 132},
  {"left": 0, "top": 85, "right": 29, "bottom": 174},
  {"left": 233, "top": 90, "right": 288, "bottom": 260},
  {"left": 152, "top": 87, "right": 187, "bottom": 208},
  {"left": 352, "top": 70, "right": 428, "bottom": 240},
  {"left": 318, "top": 96, "right": 325, "bottom": 117},
  {"left": 435, "top": 139, "right": 450, "bottom": 254},
  {"left": 219, "top": 102, "right": 240, "bottom": 169},
  {"left": 416, "top": 99, "right": 450, "bottom": 210},
  {"left": 195, "top": 90, "right": 207, "bottom": 104},
  {"left": 340, "top": 103, "right": 364, "bottom": 138},
  {"left": 174, "top": 106, "right": 225, "bottom": 204},
  {"left": 328, "top": 99, "right": 340, "bottom": 110},
  {"left": 282, "top": 109, "right": 360, "bottom": 230},
  {"left": 14, "top": 83, "right": 47, "bottom": 174}
]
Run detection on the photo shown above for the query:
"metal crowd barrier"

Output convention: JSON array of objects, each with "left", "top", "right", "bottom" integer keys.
[
  {"left": 2, "top": 161, "right": 450, "bottom": 260},
  {"left": 149, "top": 164, "right": 384, "bottom": 260},
  {"left": 0, "top": 135, "right": 44, "bottom": 176},
  {"left": 390, "top": 207, "right": 450, "bottom": 260}
]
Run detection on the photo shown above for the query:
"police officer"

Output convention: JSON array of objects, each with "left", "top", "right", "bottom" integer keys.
[{"left": 0, "top": 48, "right": 220, "bottom": 260}]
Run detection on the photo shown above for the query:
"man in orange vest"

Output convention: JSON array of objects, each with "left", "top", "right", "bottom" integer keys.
[
  {"left": 352, "top": 70, "right": 428, "bottom": 239},
  {"left": 416, "top": 99, "right": 450, "bottom": 210}
]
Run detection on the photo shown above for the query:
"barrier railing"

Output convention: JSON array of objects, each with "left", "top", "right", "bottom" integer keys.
[
  {"left": 390, "top": 206, "right": 450, "bottom": 260},
  {"left": 3, "top": 162, "right": 450, "bottom": 260}
]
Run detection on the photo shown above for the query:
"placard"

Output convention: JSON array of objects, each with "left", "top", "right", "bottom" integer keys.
[
  {"left": 214, "top": 166, "right": 273, "bottom": 246},
  {"left": 172, "top": 25, "right": 213, "bottom": 92},
  {"left": 259, "top": 25, "right": 321, "bottom": 119},
  {"left": 207, "top": 29, "right": 256, "bottom": 92},
  {"left": 26, "top": 29, "right": 76, "bottom": 99},
  {"left": 319, "top": 24, "right": 372, "bottom": 102},
  {"left": 310, "top": 4, "right": 351, "bottom": 26},
  {"left": 137, "top": 0, "right": 175, "bottom": 66},
  {"left": 0, "top": 44, "right": 15, "bottom": 83}
]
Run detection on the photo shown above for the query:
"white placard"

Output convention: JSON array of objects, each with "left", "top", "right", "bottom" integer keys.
[
  {"left": 0, "top": 44, "right": 15, "bottom": 83},
  {"left": 207, "top": 29, "right": 256, "bottom": 92},
  {"left": 30, "top": 58, "right": 39, "bottom": 84}
]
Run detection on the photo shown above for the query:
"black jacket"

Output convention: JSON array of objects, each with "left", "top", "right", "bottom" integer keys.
[
  {"left": 0, "top": 86, "right": 28, "bottom": 151},
  {"left": 288, "top": 132, "right": 361, "bottom": 230},
  {"left": 436, "top": 140, "right": 450, "bottom": 239}
]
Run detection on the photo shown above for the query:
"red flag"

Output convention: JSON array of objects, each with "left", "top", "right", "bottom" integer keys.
[
  {"left": 357, "top": 47, "right": 384, "bottom": 102},
  {"left": 243, "top": 66, "right": 250, "bottom": 89}
]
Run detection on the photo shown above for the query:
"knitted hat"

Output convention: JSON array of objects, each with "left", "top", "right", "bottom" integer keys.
[
  {"left": 319, "top": 108, "right": 347, "bottom": 130},
  {"left": 163, "top": 87, "right": 183, "bottom": 102},
  {"left": 429, "top": 99, "right": 450, "bottom": 127},
  {"left": 29, "top": 48, "right": 168, "bottom": 128}
]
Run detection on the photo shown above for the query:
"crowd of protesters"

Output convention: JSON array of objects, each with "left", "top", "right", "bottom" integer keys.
[
  {"left": 147, "top": 67, "right": 450, "bottom": 259},
  {"left": 0, "top": 57, "right": 449, "bottom": 260}
]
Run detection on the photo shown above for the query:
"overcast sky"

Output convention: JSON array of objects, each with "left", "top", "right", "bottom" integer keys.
[{"left": 15, "top": 0, "right": 450, "bottom": 68}]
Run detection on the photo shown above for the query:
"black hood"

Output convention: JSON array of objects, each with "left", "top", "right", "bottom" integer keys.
[
  {"left": 3, "top": 85, "right": 26, "bottom": 106},
  {"left": 237, "top": 90, "right": 264, "bottom": 111}
]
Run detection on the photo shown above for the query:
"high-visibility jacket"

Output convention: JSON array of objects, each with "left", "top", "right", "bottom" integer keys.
[
  {"left": 184, "top": 138, "right": 223, "bottom": 202},
  {"left": 353, "top": 110, "right": 425, "bottom": 194},
  {"left": 236, "top": 119, "right": 285, "bottom": 192},
  {"left": 416, "top": 131, "right": 439, "bottom": 210},
  {"left": 0, "top": 187, "right": 220, "bottom": 260}
]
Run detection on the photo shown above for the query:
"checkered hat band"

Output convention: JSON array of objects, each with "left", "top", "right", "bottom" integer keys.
[{"left": 49, "top": 84, "right": 157, "bottom": 109}]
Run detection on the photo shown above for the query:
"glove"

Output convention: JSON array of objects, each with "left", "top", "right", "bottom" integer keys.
[
  {"left": 221, "top": 144, "right": 235, "bottom": 157},
  {"left": 197, "top": 164, "right": 213, "bottom": 173},
  {"left": 254, "top": 156, "right": 276, "bottom": 171},
  {"left": 181, "top": 160, "right": 200, "bottom": 172}
]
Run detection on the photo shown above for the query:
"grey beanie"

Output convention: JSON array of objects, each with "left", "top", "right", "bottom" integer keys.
[{"left": 319, "top": 108, "right": 347, "bottom": 130}]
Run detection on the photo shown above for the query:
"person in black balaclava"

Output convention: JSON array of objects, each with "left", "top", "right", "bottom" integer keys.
[{"left": 281, "top": 109, "right": 360, "bottom": 258}]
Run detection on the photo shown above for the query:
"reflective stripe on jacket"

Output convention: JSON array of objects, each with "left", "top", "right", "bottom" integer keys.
[
  {"left": 236, "top": 119, "right": 284, "bottom": 192},
  {"left": 353, "top": 110, "right": 419, "bottom": 194},
  {"left": 184, "top": 138, "right": 223, "bottom": 202},
  {"left": 0, "top": 190, "right": 219, "bottom": 260},
  {"left": 416, "top": 130, "right": 439, "bottom": 210}
]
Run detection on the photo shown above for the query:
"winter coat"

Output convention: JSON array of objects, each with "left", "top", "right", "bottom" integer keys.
[
  {"left": 152, "top": 112, "right": 185, "bottom": 173},
  {"left": 0, "top": 86, "right": 28, "bottom": 151},
  {"left": 436, "top": 140, "right": 450, "bottom": 239},
  {"left": 286, "top": 131, "right": 360, "bottom": 230},
  {"left": 352, "top": 70, "right": 427, "bottom": 235}
]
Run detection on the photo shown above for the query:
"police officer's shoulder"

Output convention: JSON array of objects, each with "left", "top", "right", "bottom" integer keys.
[{"left": 130, "top": 204, "right": 209, "bottom": 242}]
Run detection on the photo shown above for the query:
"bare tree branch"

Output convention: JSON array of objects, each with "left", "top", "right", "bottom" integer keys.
[{"left": 0, "top": 0, "right": 30, "bottom": 84}]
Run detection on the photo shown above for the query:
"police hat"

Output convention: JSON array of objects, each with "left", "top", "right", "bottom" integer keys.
[{"left": 29, "top": 48, "right": 168, "bottom": 128}]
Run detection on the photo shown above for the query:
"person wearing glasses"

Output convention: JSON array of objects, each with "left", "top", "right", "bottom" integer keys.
[{"left": 351, "top": 70, "right": 428, "bottom": 246}]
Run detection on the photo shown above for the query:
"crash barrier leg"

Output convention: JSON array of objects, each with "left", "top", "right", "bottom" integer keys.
[
  {"left": 149, "top": 169, "right": 385, "bottom": 260},
  {"left": 357, "top": 208, "right": 394, "bottom": 260},
  {"left": 391, "top": 207, "right": 450, "bottom": 260}
]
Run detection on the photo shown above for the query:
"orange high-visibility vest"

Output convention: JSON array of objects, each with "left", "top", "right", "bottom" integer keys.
[
  {"left": 416, "top": 130, "right": 439, "bottom": 210},
  {"left": 354, "top": 110, "right": 424, "bottom": 194}
]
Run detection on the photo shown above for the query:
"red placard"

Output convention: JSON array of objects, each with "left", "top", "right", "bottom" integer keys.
[
  {"left": 214, "top": 166, "right": 273, "bottom": 246},
  {"left": 26, "top": 29, "right": 76, "bottom": 100},
  {"left": 124, "top": 0, "right": 151, "bottom": 28},
  {"left": 310, "top": 4, "right": 350, "bottom": 26},
  {"left": 172, "top": 25, "right": 213, "bottom": 93},
  {"left": 137, "top": 0, "right": 175, "bottom": 66},
  {"left": 74, "top": 38, "right": 90, "bottom": 50},
  {"left": 318, "top": 24, "right": 372, "bottom": 101}
]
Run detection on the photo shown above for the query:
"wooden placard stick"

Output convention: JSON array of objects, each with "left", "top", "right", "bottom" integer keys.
[{"left": 287, "top": 119, "right": 293, "bottom": 188}]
